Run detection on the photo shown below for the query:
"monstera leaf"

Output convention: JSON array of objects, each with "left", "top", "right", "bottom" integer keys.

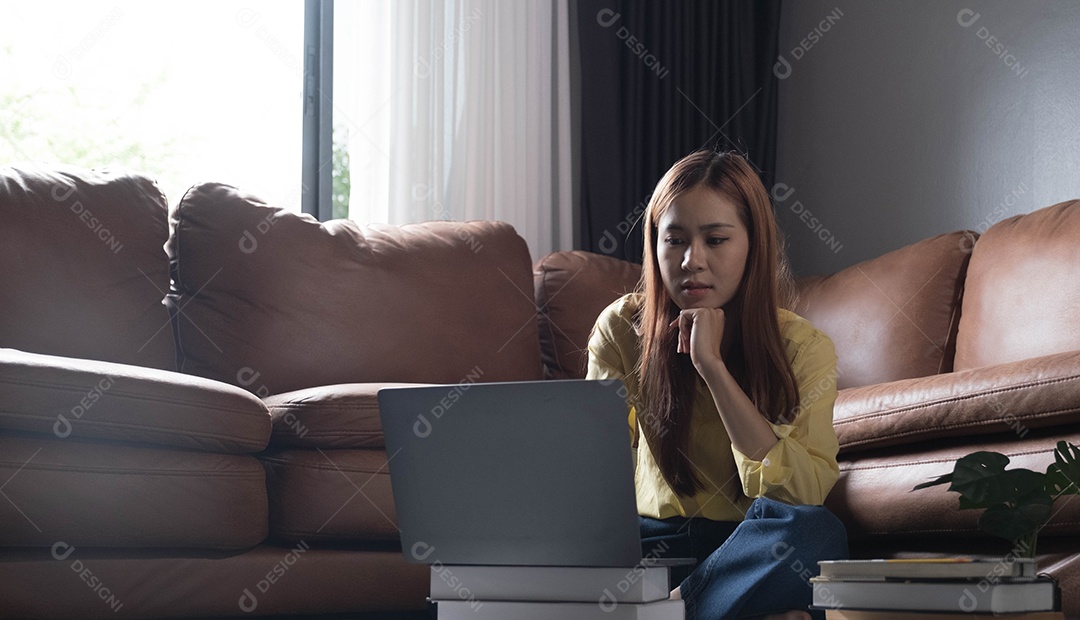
[
  {"left": 912, "top": 441, "right": 1080, "bottom": 558},
  {"left": 950, "top": 452, "right": 1043, "bottom": 508},
  {"left": 977, "top": 489, "right": 1053, "bottom": 543},
  {"left": 1045, "top": 440, "right": 1080, "bottom": 497}
]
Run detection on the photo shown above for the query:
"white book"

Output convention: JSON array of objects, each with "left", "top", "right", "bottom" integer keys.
[
  {"left": 818, "top": 558, "right": 1037, "bottom": 581},
  {"left": 811, "top": 576, "right": 1058, "bottom": 614},
  {"left": 825, "top": 610, "right": 1065, "bottom": 620},
  {"left": 434, "top": 598, "right": 684, "bottom": 620},
  {"left": 429, "top": 564, "right": 671, "bottom": 603}
]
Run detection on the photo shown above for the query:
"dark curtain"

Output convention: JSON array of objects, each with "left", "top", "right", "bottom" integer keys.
[{"left": 576, "top": 0, "right": 782, "bottom": 262}]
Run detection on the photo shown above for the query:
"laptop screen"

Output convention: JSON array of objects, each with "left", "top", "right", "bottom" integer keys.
[{"left": 378, "top": 379, "right": 643, "bottom": 567}]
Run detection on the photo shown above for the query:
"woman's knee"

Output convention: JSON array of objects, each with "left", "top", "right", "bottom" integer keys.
[
  {"left": 783, "top": 505, "right": 848, "bottom": 561},
  {"left": 750, "top": 498, "right": 848, "bottom": 561}
]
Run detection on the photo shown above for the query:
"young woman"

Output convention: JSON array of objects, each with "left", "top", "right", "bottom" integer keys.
[{"left": 587, "top": 150, "right": 847, "bottom": 620}]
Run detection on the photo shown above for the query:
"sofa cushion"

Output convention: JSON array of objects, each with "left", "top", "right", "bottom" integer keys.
[
  {"left": 534, "top": 251, "right": 641, "bottom": 380},
  {"left": 827, "top": 431, "right": 1080, "bottom": 541},
  {"left": 955, "top": 199, "right": 1080, "bottom": 371},
  {"left": 0, "top": 544, "right": 428, "bottom": 618},
  {"left": 0, "top": 348, "right": 270, "bottom": 453},
  {"left": 0, "top": 433, "right": 268, "bottom": 549},
  {"left": 0, "top": 165, "right": 175, "bottom": 371},
  {"left": 794, "top": 231, "right": 975, "bottom": 389},
  {"left": 834, "top": 350, "right": 1080, "bottom": 453},
  {"left": 168, "top": 183, "right": 543, "bottom": 395},
  {"left": 261, "top": 448, "right": 397, "bottom": 543},
  {"left": 265, "top": 382, "right": 430, "bottom": 449}
]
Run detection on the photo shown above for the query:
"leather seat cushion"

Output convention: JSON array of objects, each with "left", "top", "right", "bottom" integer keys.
[
  {"left": 794, "top": 231, "right": 975, "bottom": 389},
  {"left": 0, "top": 348, "right": 270, "bottom": 453},
  {"left": 261, "top": 448, "right": 397, "bottom": 542},
  {"left": 0, "top": 433, "right": 268, "bottom": 549},
  {"left": 834, "top": 350, "right": 1080, "bottom": 453},
  {"left": 0, "top": 165, "right": 175, "bottom": 370},
  {"left": 264, "top": 383, "right": 430, "bottom": 449},
  {"left": 168, "top": 183, "right": 543, "bottom": 395},
  {"left": 533, "top": 251, "right": 641, "bottom": 380}
]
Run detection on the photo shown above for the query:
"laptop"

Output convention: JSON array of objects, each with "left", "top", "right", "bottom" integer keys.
[{"left": 378, "top": 379, "right": 694, "bottom": 568}]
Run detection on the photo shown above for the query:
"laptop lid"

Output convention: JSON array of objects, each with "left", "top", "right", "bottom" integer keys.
[{"left": 378, "top": 379, "right": 644, "bottom": 567}]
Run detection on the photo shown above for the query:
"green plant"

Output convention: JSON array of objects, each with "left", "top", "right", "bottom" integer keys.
[
  {"left": 331, "top": 125, "right": 351, "bottom": 221},
  {"left": 912, "top": 441, "right": 1080, "bottom": 558}
]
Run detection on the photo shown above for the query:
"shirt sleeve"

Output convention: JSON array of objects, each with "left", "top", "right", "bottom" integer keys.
[
  {"left": 730, "top": 329, "right": 840, "bottom": 505},
  {"left": 585, "top": 301, "right": 638, "bottom": 448}
]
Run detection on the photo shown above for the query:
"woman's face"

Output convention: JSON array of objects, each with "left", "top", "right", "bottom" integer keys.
[{"left": 656, "top": 185, "right": 750, "bottom": 310}]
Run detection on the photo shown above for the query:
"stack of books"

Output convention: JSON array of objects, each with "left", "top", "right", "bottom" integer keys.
[
  {"left": 811, "top": 558, "right": 1063, "bottom": 620},
  {"left": 428, "top": 564, "right": 684, "bottom": 619}
]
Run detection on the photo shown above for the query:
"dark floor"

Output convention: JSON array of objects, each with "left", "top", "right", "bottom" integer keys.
[{"left": 212, "top": 612, "right": 430, "bottom": 620}]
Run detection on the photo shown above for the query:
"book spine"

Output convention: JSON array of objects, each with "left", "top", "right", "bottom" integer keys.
[
  {"left": 431, "top": 598, "right": 685, "bottom": 620},
  {"left": 812, "top": 579, "right": 1056, "bottom": 614},
  {"left": 429, "top": 566, "right": 670, "bottom": 603}
]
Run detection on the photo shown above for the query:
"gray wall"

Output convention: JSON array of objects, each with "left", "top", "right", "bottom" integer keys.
[{"left": 774, "top": 0, "right": 1080, "bottom": 276}]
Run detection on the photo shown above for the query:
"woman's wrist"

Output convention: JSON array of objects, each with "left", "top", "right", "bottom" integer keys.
[{"left": 695, "top": 355, "right": 731, "bottom": 387}]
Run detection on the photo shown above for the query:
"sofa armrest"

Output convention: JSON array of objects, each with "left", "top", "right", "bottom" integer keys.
[
  {"left": 0, "top": 348, "right": 270, "bottom": 453},
  {"left": 834, "top": 349, "right": 1080, "bottom": 454}
]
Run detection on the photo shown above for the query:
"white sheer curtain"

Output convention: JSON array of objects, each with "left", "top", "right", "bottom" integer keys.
[{"left": 344, "top": 0, "right": 574, "bottom": 260}]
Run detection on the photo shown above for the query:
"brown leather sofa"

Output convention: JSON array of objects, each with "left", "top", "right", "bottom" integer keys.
[{"left": 1, "top": 164, "right": 1078, "bottom": 618}]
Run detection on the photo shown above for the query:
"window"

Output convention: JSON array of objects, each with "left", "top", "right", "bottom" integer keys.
[
  {"left": 332, "top": 0, "right": 392, "bottom": 222},
  {"left": 0, "top": 0, "right": 303, "bottom": 211}
]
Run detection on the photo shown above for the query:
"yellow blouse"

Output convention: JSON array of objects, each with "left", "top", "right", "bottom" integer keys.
[{"left": 586, "top": 293, "right": 840, "bottom": 521}]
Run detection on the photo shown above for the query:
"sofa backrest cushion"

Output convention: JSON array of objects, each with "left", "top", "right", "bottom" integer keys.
[
  {"left": 794, "top": 231, "right": 975, "bottom": 390},
  {"left": 0, "top": 165, "right": 175, "bottom": 370},
  {"left": 955, "top": 199, "right": 1080, "bottom": 371},
  {"left": 534, "top": 251, "right": 641, "bottom": 380},
  {"left": 168, "top": 182, "right": 543, "bottom": 395}
]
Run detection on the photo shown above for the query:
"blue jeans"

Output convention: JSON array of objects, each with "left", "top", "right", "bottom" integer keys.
[{"left": 639, "top": 497, "right": 848, "bottom": 620}]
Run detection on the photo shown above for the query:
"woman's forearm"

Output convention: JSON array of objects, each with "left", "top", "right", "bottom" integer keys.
[{"left": 698, "top": 359, "right": 779, "bottom": 461}]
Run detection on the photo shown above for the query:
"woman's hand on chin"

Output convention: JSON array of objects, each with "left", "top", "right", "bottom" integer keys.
[{"left": 669, "top": 307, "right": 726, "bottom": 373}]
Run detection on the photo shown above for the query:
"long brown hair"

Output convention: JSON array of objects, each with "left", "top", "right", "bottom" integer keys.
[{"left": 636, "top": 150, "right": 799, "bottom": 497}]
